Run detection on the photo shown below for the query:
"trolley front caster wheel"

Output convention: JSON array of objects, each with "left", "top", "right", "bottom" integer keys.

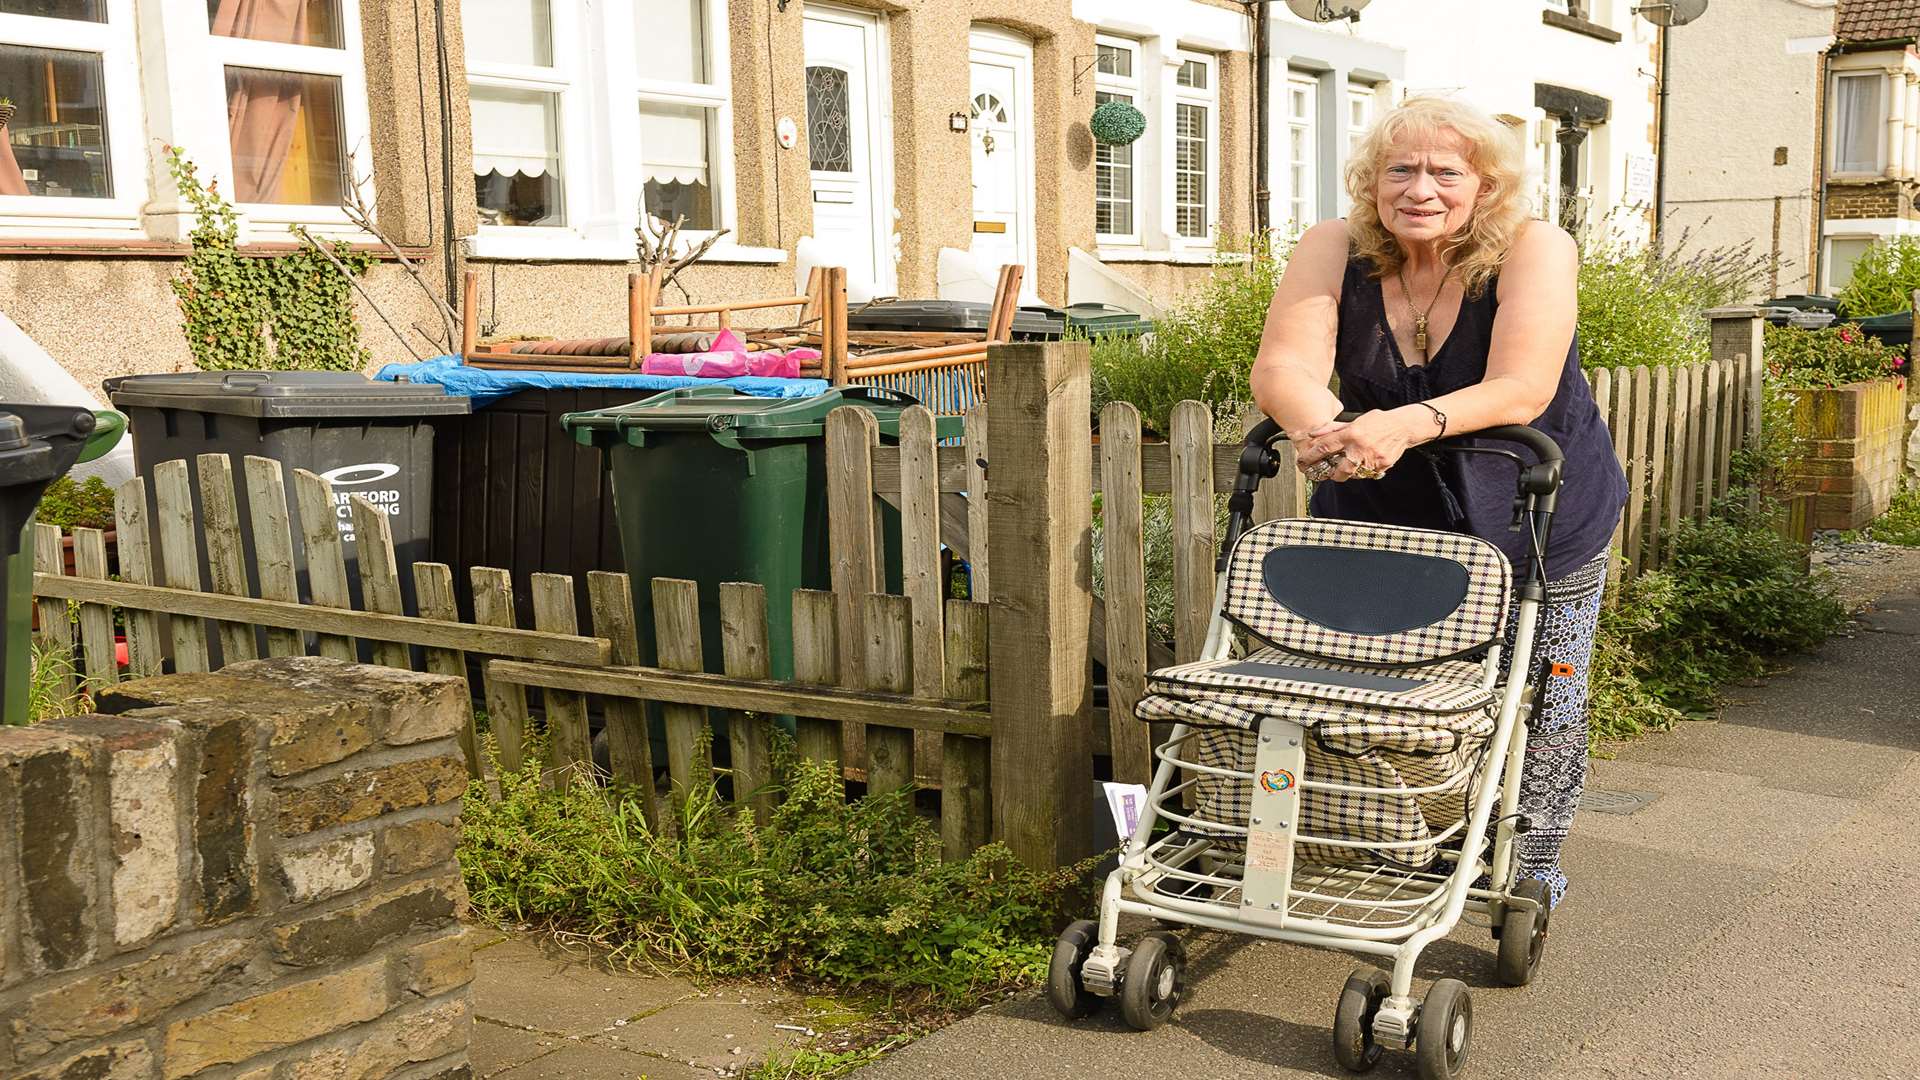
[
  {"left": 1494, "top": 878, "right": 1552, "bottom": 987},
  {"left": 1331, "top": 967, "right": 1390, "bottom": 1073},
  {"left": 1119, "top": 932, "right": 1186, "bottom": 1031},
  {"left": 1414, "top": 979, "right": 1472, "bottom": 1080},
  {"left": 1047, "top": 919, "right": 1102, "bottom": 1019}
]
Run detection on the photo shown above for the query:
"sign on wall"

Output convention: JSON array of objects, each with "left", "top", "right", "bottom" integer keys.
[{"left": 1625, "top": 153, "right": 1656, "bottom": 206}]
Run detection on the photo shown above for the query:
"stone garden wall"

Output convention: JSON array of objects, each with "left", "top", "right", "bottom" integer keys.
[
  {"left": 1786, "top": 379, "right": 1909, "bottom": 531},
  {"left": 0, "top": 657, "right": 473, "bottom": 1079}
]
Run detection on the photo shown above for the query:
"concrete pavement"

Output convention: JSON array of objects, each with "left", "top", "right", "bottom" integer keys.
[{"left": 856, "top": 591, "right": 1920, "bottom": 1080}]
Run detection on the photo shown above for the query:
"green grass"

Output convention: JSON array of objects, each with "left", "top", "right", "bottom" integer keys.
[
  {"left": 1858, "top": 484, "right": 1920, "bottom": 546},
  {"left": 26, "top": 642, "right": 90, "bottom": 723},
  {"left": 749, "top": 1034, "right": 919, "bottom": 1080}
]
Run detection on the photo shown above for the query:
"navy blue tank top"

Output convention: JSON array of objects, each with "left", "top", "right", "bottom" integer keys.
[{"left": 1309, "top": 256, "right": 1628, "bottom": 578}]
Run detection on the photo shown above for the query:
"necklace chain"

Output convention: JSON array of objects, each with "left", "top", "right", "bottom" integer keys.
[{"left": 1396, "top": 264, "right": 1454, "bottom": 355}]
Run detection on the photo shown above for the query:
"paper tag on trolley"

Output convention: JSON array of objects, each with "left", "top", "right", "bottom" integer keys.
[{"left": 1103, "top": 783, "right": 1148, "bottom": 841}]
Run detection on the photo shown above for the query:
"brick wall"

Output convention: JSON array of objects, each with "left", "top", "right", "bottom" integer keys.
[
  {"left": 1824, "top": 179, "right": 1907, "bottom": 219},
  {"left": 1785, "top": 379, "right": 1909, "bottom": 530},
  {"left": 0, "top": 658, "right": 473, "bottom": 1080}
]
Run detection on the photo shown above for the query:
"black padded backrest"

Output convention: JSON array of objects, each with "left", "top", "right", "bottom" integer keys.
[{"left": 1262, "top": 546, "right": 1471, "bottom": 636}]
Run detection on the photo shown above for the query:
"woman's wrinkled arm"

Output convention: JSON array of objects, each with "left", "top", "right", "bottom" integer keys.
[{"left": 1249, "top": 220, "right": 1348, "bottom": 443}]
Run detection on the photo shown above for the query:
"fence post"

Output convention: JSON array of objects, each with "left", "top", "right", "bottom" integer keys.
[
  {"left": 1707, "top": 305, "right": 1766, "bottom": 448},
  {"left": 987, "top": 340, "right": 1095, "bottom": 870}
]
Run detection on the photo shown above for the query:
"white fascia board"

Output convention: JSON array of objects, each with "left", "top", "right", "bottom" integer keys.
[
  {"left": 1071, "top": 0, "right": 1251, "bottom": 53},
  {"left": 1823, "top": 218, "right": 1920, "bottom": 236}
]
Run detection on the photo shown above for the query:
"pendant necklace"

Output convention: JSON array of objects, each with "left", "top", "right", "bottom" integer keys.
[{"left": 1396, "top": 263, "right": 1454, "bottom": 355}]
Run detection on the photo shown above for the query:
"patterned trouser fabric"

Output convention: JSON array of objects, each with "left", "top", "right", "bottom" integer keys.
[{"left": 1502, "top": 552, "right": 1610, "bottom": 909}]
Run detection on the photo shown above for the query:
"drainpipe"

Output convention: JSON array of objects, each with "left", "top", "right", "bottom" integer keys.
[
  {"left": 1253, "top": 2, "right": 1272, "bottom": 236},
  {"left": 432, "top": 0, "right": 461, "bottom": 312},
  {"left": 1814, "top": 46, "right": 1829, "bottom": 292},
  {"left": 1654, "top": 24, "right": 1669, "bottom": 244}
]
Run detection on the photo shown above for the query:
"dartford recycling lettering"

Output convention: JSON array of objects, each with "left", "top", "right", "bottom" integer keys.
[{"left": 318, "top": 462, "right": 404, "bottom": 542}]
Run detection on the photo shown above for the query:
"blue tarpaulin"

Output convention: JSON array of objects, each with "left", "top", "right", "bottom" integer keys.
[{"left": 375, "top": 355, "right": 829, "bottom": 408}]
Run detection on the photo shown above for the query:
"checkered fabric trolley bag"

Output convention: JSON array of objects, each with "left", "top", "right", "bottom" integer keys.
[{"left": 1049, "top": 417, "right": 1569, "bottom": 1080}]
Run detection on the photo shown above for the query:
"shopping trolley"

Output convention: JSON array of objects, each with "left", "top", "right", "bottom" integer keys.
[{"left": 1049, "top": 417, "right": 1566, "bottom": 1080}]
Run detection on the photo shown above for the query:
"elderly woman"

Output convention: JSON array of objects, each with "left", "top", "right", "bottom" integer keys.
[{"left": 1250, "top": 96, "right": 1627, "bottom": 908}]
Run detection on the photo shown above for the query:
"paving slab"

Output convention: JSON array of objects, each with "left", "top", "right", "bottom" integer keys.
[
  {"left": 488, "top": 1041, "right": 712, "bottom": 1080},
  {"left": 472, "top": 937, "right": 696, "bottom": 1038},
  {"left": 590, "top": 997, "right": 808, "bottom": 1072}
]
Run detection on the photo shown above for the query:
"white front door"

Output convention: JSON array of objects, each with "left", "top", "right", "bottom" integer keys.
[
  {"left": 968, "top": 28, "right": 1035, "bottom": 276},
  {"left": 804, "top": 6, "right": 895, "bottom": 293}
]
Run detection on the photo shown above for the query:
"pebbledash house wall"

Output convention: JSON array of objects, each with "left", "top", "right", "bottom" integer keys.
[
  {"left": 0, "top": 0, "right": 1253, "bottom": 397},
  {"left": 0, "top": 657, "right": 473, "bottom": 1080}
]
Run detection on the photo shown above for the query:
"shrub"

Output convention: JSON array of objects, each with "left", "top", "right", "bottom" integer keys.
[
  {"left": 459, "top": 746, "right": 1099, "bottom": 1003},
  {"left": 1089, "top": 235, "right": 1289, "bottom": 434},
  {"left": 1762, "top": 322, "right": 1905, "bottom": 388},
  {"left": 1857, "top": 482, "right": 1920, "bottom": 546},
  {"left": 1835, "top": 235, "right": 1920, "bottom": 317},
  {"left": 166, "top": 148, "right": 373, "bottom": 372},
  {"left": 33, "top": 475, "right": 116, "bottom": 532},
  {"left": 1575, "top": 223, "right": 1772, "bottom": 370},
  {"left": 1584, "top": 575, "right": 1685, "bottom": 747}
]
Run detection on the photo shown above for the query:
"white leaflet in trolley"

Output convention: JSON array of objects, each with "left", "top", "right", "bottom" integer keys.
[{"left": 320, "top": 462, "right": 404, "bottom": 542}]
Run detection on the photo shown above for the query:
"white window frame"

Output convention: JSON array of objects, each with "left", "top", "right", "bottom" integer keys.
[
  {"left": 1169, "top": 48, "right": 1217, "bottom": 249},
  {"left": 1829, "top": 69, "right": 1889, "bottom": 179},
  {"left": 206, "top": 1, "right": 376, "bottom": 233},
  {"left": 1342, "top": 81, "right": 1375, "bottom": 217},
  {"left": 1286, "top": 72, "right": 1317, "bottom": 230},
  {"left": 1093, "top": 33, "right": 1140, "bottom": 247},
  {"left": 1823, "top": 233, "right": 1879, "bottom": 294},
  {"left": 465, "top": 0, "right": 591, "bottom": 247},
  {"left": 631, "top": 3, "right": 735, "bottom": 246},
  {"left": 0, "top": 1, "right": 148, "bottom": 238}
]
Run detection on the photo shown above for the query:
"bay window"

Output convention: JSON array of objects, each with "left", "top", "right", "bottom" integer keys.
[
  {"left": 1093, "top": 36, "right": 1138, "bottom": 243},
  {"left": 465, "top": 0, "right": 568, "bottom": 227},
  {"left": 1172, "top": 51, "right": 1215, "bottom": 244},
  {"left": 1832, "top": 71, "right": 1884, "bottom": 176},
  {"left": 0, "top": 0, "right": 145, "bottom": 231},
  {"left": 636, "top": 0, "right": 724, "bottom": 232}
]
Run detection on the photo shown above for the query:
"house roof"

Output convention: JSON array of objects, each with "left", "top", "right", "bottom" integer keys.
[{"left": 1836, "top": 0, "right": 1920, "bottom": 43}]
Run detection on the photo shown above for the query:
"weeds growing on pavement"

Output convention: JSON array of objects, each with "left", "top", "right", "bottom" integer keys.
[
  {"left": 458, "top": 740, "right": 1101, "bottom": 1007},
  {"left": 1842, "top": 484, "right": 1920, "bottom": 547},
  {"left": 26, "top": 642, "right": 91, "bottom": 723}
]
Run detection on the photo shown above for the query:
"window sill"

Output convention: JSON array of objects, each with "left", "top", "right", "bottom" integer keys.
[
  {"left": 1540, "top": 11, "right": 1621, "bottom": 44},
  {"left": 0, "top": 237, "right": 433, "bottom": 259},
  {"left": 464, "top": 231, "right": 788, "bottom": 265},
  {"left": 1096, "top": 247, "right": 1246, "bottom": 266}
]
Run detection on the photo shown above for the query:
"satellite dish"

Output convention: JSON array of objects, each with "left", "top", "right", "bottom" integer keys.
[
  {"left": 1283, "top": 0, "right": 1371, "bottom": 22},
  {"left": 1634, "top": 0, "right": 1707, "bottom": 27}
]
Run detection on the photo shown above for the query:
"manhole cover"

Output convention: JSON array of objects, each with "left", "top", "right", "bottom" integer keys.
[{"left": 1580, "top": 789, "right": 1659, "bottom": 816}]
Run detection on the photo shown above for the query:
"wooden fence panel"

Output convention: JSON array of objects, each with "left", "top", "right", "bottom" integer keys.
[
  {"left": 898, "top": 407, "right": 946, "bottom": 780},
  {"left": 941, "top": 599, "right": 991, "bottom": 859},
  {"left": 1100, "top": 402, "right": 1152, "bottom": 786},
  {"left": 586, "top": 570, "right": 661, "bottom": 820},
  {"left": 531, "top": 572, "right": 593, "bottom": 778},
  {"left": 1624, "top": 367, "right": 1652, "bottom": 578},
  {"left": 197, "top": 455, "right": 259, "bottom": 665},
  {"left": 826, "top": 407, "right": 880, "bottom": 771},
  {"left": 1170, "top": 401, "right": 1215, "bottom": 664},
  {"left": 243, "top": 456, "right": 304, "bottom": 658},
  {"left": 1702, "top": 359, "right": 1724, "bottom": 512},
  {"left": 791, "top": 588, "right": 844, "bottom": 767},
  {"left": 862, "top": 592, "right": 915, "bottom": 795},
  {"left": 69, "top": 527, "right": 117, "bottom": 687},
  {"left": 292, "top": 469, "right": 356, "bottom": 662},
  {"left": 152, "top": 460, "right": 210, "bottom": 672},
  {"left": 964, "top": 402, "right": 990, "bottom": 602},
  {"left": 413, "top": 562, "right": 482, "bottom": 778},
  {"left": 1644, "top": 366, "right": 1672, "bottom": 571},
  {"left": 719, "top": 582, "right": 777, "bottom": 822},
  {"left": 30, "top": 524, "right": 75, "bottom": 700},
  {"left": 349, "top": 497, "right": 412, "bottom": 670},
  {"left": 1666, "top": 365, "right": 1695, "bottom": 561},
  {"left": 472, "top": 566, "right": 531, "bottom": 774},
  {"left": 652, "top": 576, "right": 710, "bottom": 793},
  {"left": 113, "top": 476, "right": 163, "bottom": 678}
]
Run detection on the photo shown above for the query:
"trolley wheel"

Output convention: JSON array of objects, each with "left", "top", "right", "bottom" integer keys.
[
  {"left": 1331, "top": 967, "right": 1390, "bottom": 1073},
  {"left": 1414, "top": 979, "right": 1472, "bottom": 1080},
  {"left": 1119, "top": 932, "right": 1186, "bottom": 1031},
  {"left": 1494, "top": 879, "right": 1552, "bottom": 987},
  {"left": 1047, "top": 919, "right": 1102, "bottom": 1019}
]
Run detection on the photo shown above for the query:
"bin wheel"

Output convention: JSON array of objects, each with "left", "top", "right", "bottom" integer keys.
[
  {"left": 1494, "top": 879, "right": 1551, "bottom": 987},
  {"left": 1047, "top": 920, "right": 1102, "bottom": 1019},
  {"left": 1119, "top": 932, "right": 1186, "bottom": 1031},
  {"left": 1332, "top": 967, "right": 1390, "bottom": 1073},
  {"left": 1414, "top": 979, "right": 1472, "bottom": 1080}
]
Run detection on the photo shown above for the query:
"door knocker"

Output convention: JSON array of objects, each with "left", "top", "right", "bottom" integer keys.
[{"left": 981, "top": 132, "right": 996, "bottom": 155}]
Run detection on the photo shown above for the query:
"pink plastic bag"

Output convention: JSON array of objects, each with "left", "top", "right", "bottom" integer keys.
[
  {"left": 641, "top": 350, "right": 750, "bottom": 378},
  {"left": 748, "top": 348, "right": 816, "bottom": 378}
]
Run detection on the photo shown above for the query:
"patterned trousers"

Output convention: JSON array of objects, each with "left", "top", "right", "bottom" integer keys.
[{"left": 1498, "top": 551, "right": 1610, "bottom": 909}]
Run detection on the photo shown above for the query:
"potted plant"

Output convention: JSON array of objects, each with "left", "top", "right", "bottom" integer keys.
[
  {"left": 1764, "top": 322, "right": 1908, "bottom": 531},
  {"left": 33, "top": 475, "right": 119, "bottom": 576}
]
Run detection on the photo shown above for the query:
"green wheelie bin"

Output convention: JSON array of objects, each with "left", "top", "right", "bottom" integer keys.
[
  {"left": 3, "top": 405, "right": 125, "bottom": 725},
  {"left": 561, "top": 386, "right": 961, "bottom": 695}
]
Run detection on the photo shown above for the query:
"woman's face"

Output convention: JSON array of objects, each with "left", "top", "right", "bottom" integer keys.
[{"left": 1374, "top": 132, "right": 1484, "bottom": 248}]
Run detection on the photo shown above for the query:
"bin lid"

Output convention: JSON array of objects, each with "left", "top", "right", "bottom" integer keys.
[
  {"left": 561, "top": 384, "right": 963, "bottom": 448},
  {"left": 0, "top": 404, "right": 97, "bottom": 559},
  {"left": 1064, "top": 302, "right": 1154, "bottom": 334},
  {"left": 1853, "top": 310, "right": 1912, "bottom": 328},
  {"left": 105, "top": 371, "right": 472, "bottom": 419},
  {"left": 848, "top": 299, "right": 1065, "bottom": 339}
]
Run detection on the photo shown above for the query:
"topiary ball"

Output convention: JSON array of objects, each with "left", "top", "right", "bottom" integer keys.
[{"left": 1090, "top": 100, "right": 1146, "bottom": 146}]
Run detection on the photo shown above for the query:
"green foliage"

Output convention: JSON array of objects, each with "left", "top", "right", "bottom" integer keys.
[
  {"left": 1855, "top": 482, "right": 1920, "bottom": 546},
  {"left": 750, "top": 1035, "right": 918, "bottom": 1080},
  {"left": 1089, "top": 100, "right": 1146, "bottom": 145},
  {"left": 458, "top": 746, "right": 1099, "bottom": 1003},
  {"left": 1762, "top": 322, "right": 1905, "bottom": 388},
  {"left": 165, "top": 148, "right": 373, "bottom": 372},
  {"left": 27, "top": 643, "right": 90, "bottom": 723},
  {"left": 1575, "top": 224, "right": 1772, "bottom": 370},
  {"left": 1835, "top": 235, "right": 1920, "bottom": 317},
  {"left": 1618, "top": 513, "right": 1848, "bottom": 714},
  {"left": 1584, "top": 575, "right": 1685, "bottom": 746},
  {"left": 1089, "top": 236, "right": 1290, "bottom": 434},
  {"left": 1091, "top": 494, "right": 1229, "bottom": 647},
  {"left": 33, "top": 475, "right": 116, "bottom": 532}
]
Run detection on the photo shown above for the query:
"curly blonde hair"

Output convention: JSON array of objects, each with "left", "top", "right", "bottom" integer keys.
[{"left": 1344, "top": 95, "right": 1532, "bottom": 297}]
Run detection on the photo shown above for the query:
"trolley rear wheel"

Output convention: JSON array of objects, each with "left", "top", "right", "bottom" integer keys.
[
  {"left": 1415, "top": 979, "right": 1472, "bottom": 1080},
  {"left": 1332, "top": 967, "right": 1390, "bottom": 1073},
  {"left": 1047, "top": 919, "right": 1102, "bottom": 1019},
  {"left": 1119, "top": 932, "right": 1186, "bottom": 1031},
  {"left": 1494, "top": 879, "right": 1551, "bottom": 987}
]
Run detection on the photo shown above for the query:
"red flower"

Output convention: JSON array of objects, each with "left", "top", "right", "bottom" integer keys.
[{"left": 1841, "top": 329, "right": 1858, "bottom": 343}]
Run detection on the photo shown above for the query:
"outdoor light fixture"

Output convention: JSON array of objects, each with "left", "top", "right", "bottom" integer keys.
[{"left": 949, "top": 112, "right": 969, "bottom": 132}]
